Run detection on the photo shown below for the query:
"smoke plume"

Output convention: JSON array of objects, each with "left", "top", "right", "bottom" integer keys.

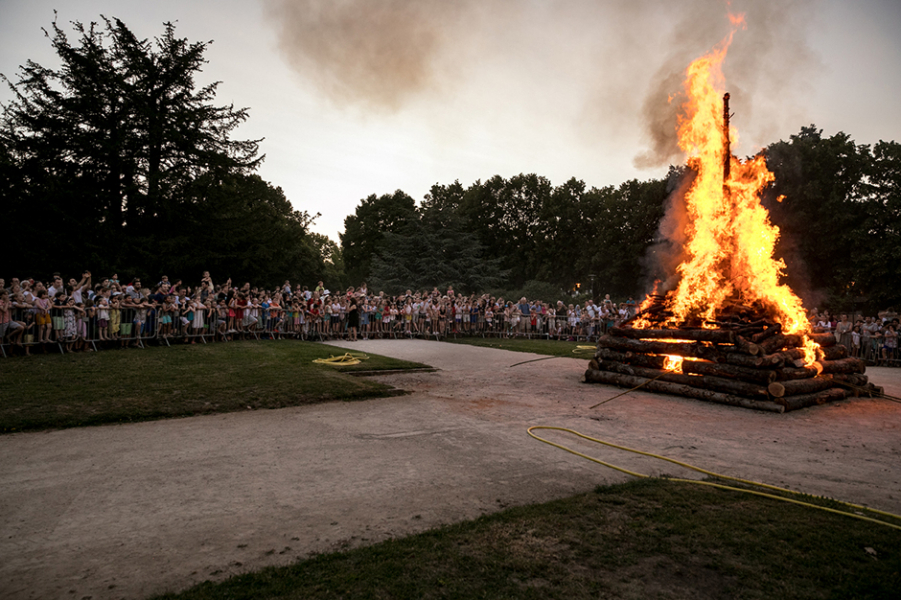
[
  {"left": 263, "top": 0, "right": 476, "bottom": 111},
  {"left": 634, "top": 0, "right": 819, "bottom": 168},
  {"left": 263, "top": 0, "right": 819, "bottom": 159}
]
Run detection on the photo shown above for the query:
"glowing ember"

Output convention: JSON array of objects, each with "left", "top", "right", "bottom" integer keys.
[
  {"left": 640, "top": 15, "right": 818, "bottom": 364},
  {"left": 663, "top": 355, "right": 683, "bottom": 373}
]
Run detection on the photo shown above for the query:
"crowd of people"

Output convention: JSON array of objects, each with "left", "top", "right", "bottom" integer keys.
[
  {"left": 1, "top": 271, "right": 898, "bottom": 366},
  {"left": 0, "top": 271, "right": 639, "bottom": 355},
  {"left": 810, "top": 309, "right": 900, "bottom": 365}
]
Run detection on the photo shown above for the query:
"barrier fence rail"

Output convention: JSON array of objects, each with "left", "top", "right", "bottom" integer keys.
[{"left": 2, "top": 304, "right": 899, "bottom": 366}]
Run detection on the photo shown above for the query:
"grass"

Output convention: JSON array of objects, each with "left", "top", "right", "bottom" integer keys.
[
  {"left": 445, "top": 336, "right": 593, "bottom": 359},
  {"left": 0, "top": 341, "right": 429, "bottom": 433},
  {"left": 151, "top": 478, "right": 901, "bottom": 600}
]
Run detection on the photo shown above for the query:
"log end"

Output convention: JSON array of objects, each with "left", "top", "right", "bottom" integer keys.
[{"left": 767, "top": 382, "right": 786, "bottom": 398}]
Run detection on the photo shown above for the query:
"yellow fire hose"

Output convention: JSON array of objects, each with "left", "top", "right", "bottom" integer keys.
[
  {"left": 312, "top": 352, "right": 370, "bottom": 366},
  {"left": 528, "top": 425, "right": 901, "bottom": 531}
]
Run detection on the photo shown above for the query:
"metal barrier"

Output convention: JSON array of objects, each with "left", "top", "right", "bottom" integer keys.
[{"left": 13, "top": 292, "right": 901, "bottom": 368}]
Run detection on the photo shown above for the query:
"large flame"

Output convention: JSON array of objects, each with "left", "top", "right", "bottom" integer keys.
[{"left": 648, "top": 17, "right": 816, "bottom": 363}]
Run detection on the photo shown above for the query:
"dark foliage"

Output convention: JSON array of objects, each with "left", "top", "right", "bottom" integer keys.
[{"left": 0, "top": 16, "right": 326, "bottom": 287}]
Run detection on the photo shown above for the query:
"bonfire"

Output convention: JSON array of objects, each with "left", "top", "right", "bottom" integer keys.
[{"left": 584, "top": 18, "right": 881, "bottom": 412}]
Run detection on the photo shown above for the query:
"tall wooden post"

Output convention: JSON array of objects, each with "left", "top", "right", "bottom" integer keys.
[{"left": 723, "top": 92, "right": 731, "bottom": 184}]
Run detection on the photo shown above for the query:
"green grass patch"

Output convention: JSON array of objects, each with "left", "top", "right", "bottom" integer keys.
[
  {"left": 446, "top": 336, "right": 592, "bottom": 359},
  {"left": 152, "top": 478, "right": 901, "bottom": 600},
  {"left": 0, "top": 341, "right": 429, "bottom": 433}
]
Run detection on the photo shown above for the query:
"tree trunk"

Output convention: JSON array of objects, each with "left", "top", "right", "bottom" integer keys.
[
  {"left": 595, "top": 347, "right": 667, "bottom": 370},
  {"left": 608, "top": 327, "right": 735, "bottom": 343},
  {"left": 816, "top": 357, "right": 866, "bottom": 374},
  {"left": 767, "top": 377, "right": 834, "bottom": 398},
  {"left": 775, "top": 366, "right": 819, "bottom": 380},
  {"left": 826, "top": 373, "right": 869, "bottom": 387},
  {"left": 758, "top": 333, "right": 804, "bottom": 354},
  {"left": 597, "top": 335, "right": 700, "bottom": 358},
  {"left": 581, "top": 369, "right": 784, "bottom": 413},
  {"left": 779, "top": 388, "right": 848, "bottom": 412},
  {"left": 808, "top": 332, "right": 836, "bottom": 347},
  {"left": 818, "top": 344, "right": 848, "bottom": 361},
  {"left": 721, "top": 352, "right": 785, "bottom": 368},
  {"left": 751, "top": 323, "right": 782, "bottom": 343},
  {"left": 680, "top": 360, "right": 777, "bottom": 384},
  {"left": 772, "top": 348, "right": 808, "bottom": 367},
  {"left": 593, "top": 361, "right": 772, "bottom": 398},
  {"left": 734, "top": 335, "right": 761, "bottom": 356}
]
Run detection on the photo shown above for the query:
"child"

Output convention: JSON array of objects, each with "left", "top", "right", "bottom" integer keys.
[
  {"left": 360, "top": 298, "right": 370, "bottom": 340},
  {"left": 34, "top": 289, "right": 52, "bottom": 344},
  {"left": 83, "top": 298, "right": 96, "bottom": 350},
  {"left": 0, "top": 290, "right": 26, "bottom": 351},
  {"left": 373, "top": 302, "right": 383, "bottom": 338},
  {"left": 218, "top": 299, "right": 229, "bottom": 340},
  {"left": 109, "top": 295, "right": 121, "bottom": 341},
  {"left": 159, "top": 296, "right": 174, "bottom": 339},
  {"left": 404, "top": 298, "right": 413, "bottom": 334},
  {"left": 298, "top": 299, "right": 309, "bottom": 337},
  {"left": 190, "top": 297, "right": 204, "bottom": 342},
  {"left": 73, "top": 301, "right": 87, "bottom": 352},
  {"left": 97, "top": 296, "right": 110, "bottom": 342},
  {"left": 63, "top": 297, "right": 78, "bottom": 351}
]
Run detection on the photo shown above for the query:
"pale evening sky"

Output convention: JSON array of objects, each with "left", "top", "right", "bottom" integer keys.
[{"left": 2, "top": 0, "right": 900, "bottom": 242}]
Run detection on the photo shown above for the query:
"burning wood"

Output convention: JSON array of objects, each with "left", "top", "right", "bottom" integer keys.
[
  {"left": 583, "top": 21, "right": 882, "bottom": 411},
  {"left": 586, "top": 326, "right": 881, "bottom": 413}
]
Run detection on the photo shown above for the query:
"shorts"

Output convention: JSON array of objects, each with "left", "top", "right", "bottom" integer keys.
[
  {"left": 36, "top": 313, "right": 51, "bottom": 326},
  {"left": 99, "top": 319, "right": 109, "bottom": 328}
]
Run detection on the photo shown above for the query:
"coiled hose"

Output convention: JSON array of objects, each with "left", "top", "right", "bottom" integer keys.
[{"left": 528, "top": 425, "right": 901, "bottom": 531}]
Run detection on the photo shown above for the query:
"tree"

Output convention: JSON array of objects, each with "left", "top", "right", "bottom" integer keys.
[
  {"left": 585, "top": 178, "right": 668, "bottom": 299},
  {"left": 853, "top": 140, "right": 901, "bottom": 308},
  {"left": 0, "top": 16, "right": 264, "bottom": 278},
  {"left": 459, "top": 173, "right": 552, "bottom": 286},
  {"left": 370, "top": 201, "right": 506, "bottom": 294},
  {"left": 764, "top": 126, "right": 873, "bottom": 307},
  {"left": 308, "top": 232, "right": 347, "bottom": 291},
  {"left": 340, "top": 190, "right": 417, "bottom": 284}
]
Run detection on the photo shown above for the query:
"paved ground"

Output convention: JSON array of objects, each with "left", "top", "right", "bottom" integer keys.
[{"left": 1, "top": 339, "right": 900, "bottom": 600}]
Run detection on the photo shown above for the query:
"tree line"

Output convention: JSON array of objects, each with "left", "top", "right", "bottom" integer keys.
[
  {"left": 0, "top": 16, "right": 332, "bottom": 286},
  {"left": 3, "top": 17, "right": 900, "bottom": 313},
  {"left": 341, "top": 130, "right": 901, "bottom": 313}
]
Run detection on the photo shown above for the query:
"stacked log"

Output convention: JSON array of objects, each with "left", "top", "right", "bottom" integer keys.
[{"left": 583, "top": 327, "right": 883, "bottom": 413}]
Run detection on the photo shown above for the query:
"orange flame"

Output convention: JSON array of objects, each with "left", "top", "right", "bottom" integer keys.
[
  {"left": 663, "top": 355, "right": 684, "bottom": 373},
  {"left": 651, "top": 17, "right": 818, "bottom": 364}
]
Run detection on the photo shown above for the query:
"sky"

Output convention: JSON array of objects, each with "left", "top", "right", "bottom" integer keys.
[{"left": 2, "top": 0, "right": 900, "bottom": 242}]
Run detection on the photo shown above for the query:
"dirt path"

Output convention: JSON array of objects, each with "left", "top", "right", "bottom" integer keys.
[{"left": 1, "top": 340, "right": 899, "bottom": 600}]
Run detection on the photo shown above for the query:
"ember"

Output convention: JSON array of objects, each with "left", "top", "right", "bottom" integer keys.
[{"left": 584, "top": 18, "right": 882, "bottom": 412}]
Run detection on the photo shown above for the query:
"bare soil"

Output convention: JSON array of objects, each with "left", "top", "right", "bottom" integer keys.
[{"left": 1, "top": 339, "right": 899, "bottom": 600}]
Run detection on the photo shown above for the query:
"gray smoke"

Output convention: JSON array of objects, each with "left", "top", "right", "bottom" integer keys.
[
  {"left": 263, "top": 0, "right": 476, "bottom": 111},
  {"left": 263, "top": 0, "right": 819, "bottom": 159},
  {"left": 634, "top": 0, "right": 819, "bottom": 167}
]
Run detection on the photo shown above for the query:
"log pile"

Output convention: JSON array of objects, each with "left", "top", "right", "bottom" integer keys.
[{"left": 583, "top": 323, "right": 883, "bottom": 413}]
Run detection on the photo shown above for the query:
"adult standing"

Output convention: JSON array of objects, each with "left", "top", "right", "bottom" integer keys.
[
  {"left": 835, "top": 314, "right": 853, "bottom": 350},
  {"left": 347, "top": 297, "right": 360, "bottom": 341}
]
